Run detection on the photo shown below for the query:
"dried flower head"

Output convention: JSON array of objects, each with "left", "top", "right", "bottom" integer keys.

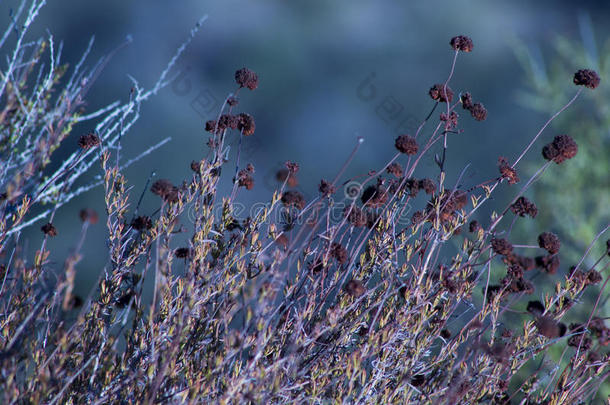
[
  {"left": 281, "top": 190, "right": 306, "bottom": 210},
  {"left": 174, "top": 247, "right": 193, "bottom": 259},
  {"left": 586, "top": 269, "right": 602, "bottom": 285},
  {"left": 535, "top": 254, "right": 560, "bottom": 274},
  {"left": 418, "top": 178, "right": 436, "bottom": 195},
  {"left": 227, "top": 96, "right": 239, "bottom": 106},
  {"left": 460, "top": 92, "right": 473, "bottom": 110},
  {"left": 573, "top": 69, "right": 600, "bottom": 89},
  {"left": 450, "top": 35, "right": 474, "bottom": 52},
  {"left": 469, "top": 220, "right": 480, "bottom": 233},
  {"left": 41, "top": 222, "right": 57, "bottom": 237},
  {"left": 386, "top": 162, "right": 403, "bottom": 178},
  {"left": 78, "top": 132, "right": 101, "bottom": 149},
  {"left": 318, "top": 179, "right": 336, "bottom": 197},
  {"left": 205, "top": 120, "right": 217, "bottom": 133},
  {"left": 429, "top": 84, "right": 454, "bottom": 103},
  {"left": 510, "top": 196, "right": 538, "bottom": 218},
  {"left": 536, "top": 316, "right": 567, "bottom": 338},
  {"left": 345, "top": 279, "right": 365, "bottom": 297},
  {"left": 498, "top": 157, "right": 519, "bottom": 184},
  {"left": 131, "top": 215, "right": 153, "bottom": 231},
  {"left": 237, "top": 113, "right": 256, "bottom": 136},
  {"left": 395, "top": 134, "right": 418, "bottom": 155},
  {"left": 79, "top": 208, "right": 98, "bottom": 224},
  {"left": 151, "top": 179, "right": 179, "bottom": 203},
  {"left": 440, "top": 111, "right": 458, "bottom": 130},
  {"left": 330, "top": 242, "right": 349, "bottom": 265},
  {"left": 235, "top": 67, "right": 259, "bottom": 90},
  {"left": 361, "top": 184, "right": 388, "bottom": 208},
  {"left": 218, "top": 114, "right": 239, "bottom": 130},
  {"left": 285, "top": 161, "right": 299, "bottom": 174},
  {"left": 276, "top": 169, "right": 298, "bottom": 188},
  {"left": 538, "top": 232, "right": 560, "bottom": 254},
  {"left": 527, "top": 300, "right": 545, "bottom": 316},
  {"left": 491, "top": 238, "right": 513, "bottom": 256},
  {"left": 470, "top": 103, "right": 487, "bottom": 121},
  {"left": 237, "top": 167, "right": 255, "bottom": 190},
  {"left": 542, "top": 135, "right": 578, "bottom": 164}
]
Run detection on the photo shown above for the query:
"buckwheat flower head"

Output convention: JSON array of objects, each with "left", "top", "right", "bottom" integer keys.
[
  {"left": 395, "top": 134, "right": 418, "bottom": 155},
  {"left": 235, "top": 67, "right": 259, "bottom": 90},
  {"left": 429, "top": 83, "right": 454, "bottom": 103},
  {"left": 78, "top": 132, "right": 101, "bottom": 149},
  {"left": 450, "top": 35, "right": 474, "bottom": 52},
  {"left": 573, "top": 69, "right": 600, "bottom": 89}
]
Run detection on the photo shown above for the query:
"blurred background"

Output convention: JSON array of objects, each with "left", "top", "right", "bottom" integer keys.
[{"left": 2, "top": 1, "right": 608, "bottom": 323}]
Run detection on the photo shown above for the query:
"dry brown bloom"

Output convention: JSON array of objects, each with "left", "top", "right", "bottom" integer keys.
[
  {"left": 131, "top": 215, "right": 153, "bottom": 231},
  {"left": 79, "top": 208, "right": 98, "bottom": 224},
  {"left": 470, "top": 103, "right": 487, "bottom": 121},
  {"left": 361, "top": 184, "right": 388, "bottom": 208},
  {"left": 235, "top": 67, "right": 259, "bottom": 90},
  {"left": 535, "top": 254, "right": 560, "bottom": 274},
  {"left": 345, "top": 279, "right": 365, "bottom": 297},
  {"left": 536, "top": 316, "right": 566, "bottom": 339},
  {"left": 386, "top": 162, "right": 403, "bottom": 177},
  {"left": 281, "top": 190, "right": 306, "bottom": 210},
  {"left": 41, "top": 222, "right": 57, "bottom": 237},
  {"left": 318, "top": 179, "right": 336, "bottom": 196},
  {"left": 542, "top": 135, "right": 578, "bottom": 164},
  {"left": 450, "top": 35, "right": 474, "bottom": 52},
  {"left": 330, "top": 242, "right": 349, "bottom": 265},
  {"left": 460, "top": 92, "right": 473, "bottom": 110},
  {"left": 237, "top": 113, "right": 256, "bottom": 136},
  {"left": 491, "top": 238, "right": 513, "bottom": 256},
  {"left": 429, "top": 84, "right": 454, "bottom": 103},
  {"left": 78, "top": 132, "right": 101, "bottom": 149},
  {"left": 510, "top": 196, "right": 538, "bottom": 218},
  {"left": 418, "top": 178, "right": 436, "bottom": 195},
  {"left": 498, "top": 157, "right": 519, "bottom": 184},
  {"left": 276, "top": 169, "right": 298, "bottom": 188},
  {"left": 538, "top": 232, "right": 561, "bottom": 254},
  {"left": 395, "top": 134, "right": 418, "bottom": 155},
  {"left": 151, "top": 179, "right": 179, "bottom": 203},
  {"left": 573, "top": 69, "right": 600, "bottom": 89}
]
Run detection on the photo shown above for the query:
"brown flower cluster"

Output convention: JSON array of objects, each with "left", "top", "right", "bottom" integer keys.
[
  {"left": 491, "top": 238, "right": 513, "bottom": 256},
  {"left": 573, "top": 69, "right": 600, "bottom": 89},
  {"left": 330, "top": 242, "right": 349, "bottom": 265},
  {"left": 460, "top": 92, "right": 487, "bottom": 121},
  {"left": 151, "top": 179, "right": 179, "bottom": 203},
  {"left": 510, "top": 196, "right": 538, "bottom": 218},
  {"left": 450, "top": 35, "right": 474, "bottom": 52},
  {"left": 395, "top": 134, "right": 418, "bottom": 155},
  {"left": 497, "top": 157, "right": 519, "bottom": 184},
  {"left": 542, "top": 135, "right": 578, "bottom": 164},
  {"left": 78, "top": 132, "right": 101, "bottom": 149},
  {"left": 361, "top": 183, "right": 388, "bottom": 208},
  {"left": 205, "top": 113, "right": 256, "bottom": 136},
  {"left": 41, "top": 222, "right": 58, "bottom": 236},
  {"left": 429, "top": 84, "right": 453, "bottom": 103},
  {"left": 276, "top": 169, "right": 298, "bottom": 187},
  {"left": 235, "top": 67, "right": 259, "bottom": 90},
  {"left": 79, "top": 208, "right": 99, "bottom": 224},
  {"left": 424, "top": 190, "right": 468, "bottom": 224},
  {"left": 281, "top": 190, "right": 306, "bottom": 210},
  {"left": 237, "top": 163, "right": 255, "bottom": 190},
  {"left": 318, "top": 179, "right": 336, "bottom": 197},
  {"left": 538, "top": 232, "right": 560, "bottom": 254}
]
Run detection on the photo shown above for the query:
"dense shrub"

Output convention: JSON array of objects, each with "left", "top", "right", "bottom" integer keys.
[{"left": 0, "top": 3, "right": 608, "bottom": 404}]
